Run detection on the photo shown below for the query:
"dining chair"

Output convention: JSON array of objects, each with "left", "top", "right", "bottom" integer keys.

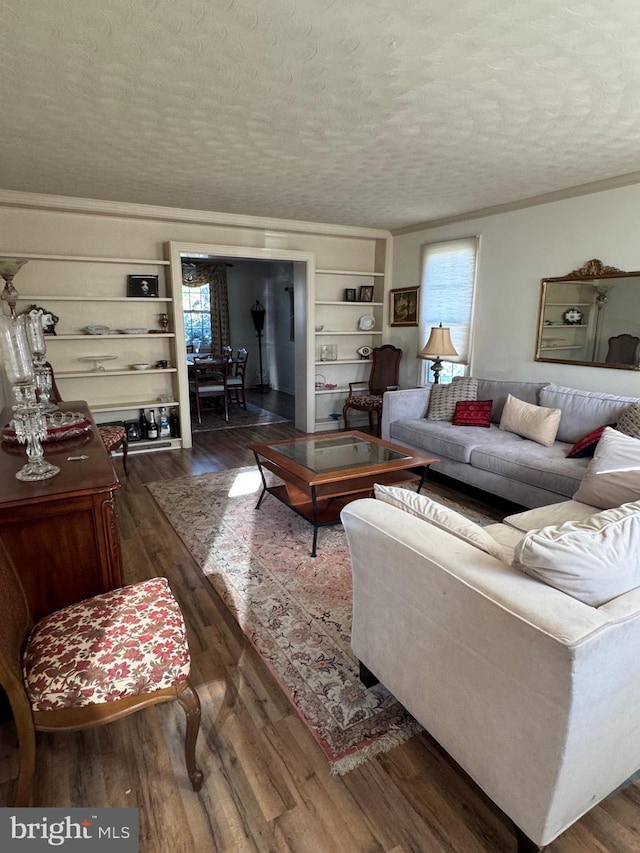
[
  {"left": 605, "top": 334, "right": 640, "bottom": 366},
  {"left": 342, "top": 345, "right": 403, "bottom": 435},
  {"left": 227, "top": 348, "right": 249, "bottom": 410},
  {"left": 0, "top": 538, "right": 203, "bottom": 806},
  {"left": 189, "top": 356, "right": 233, "bottom": 423}
]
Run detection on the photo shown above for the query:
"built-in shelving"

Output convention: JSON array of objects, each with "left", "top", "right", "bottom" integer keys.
[
  {"left": 316, "top": 269, "right": 384, "bottom": 277},
  {"left": 8, "top": 251, "right": 180, "bottom": 452}
]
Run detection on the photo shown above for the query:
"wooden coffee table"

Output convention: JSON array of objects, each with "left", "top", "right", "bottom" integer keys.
[{"left": 250, "top": 430, "right": 437, "bottom": 556}]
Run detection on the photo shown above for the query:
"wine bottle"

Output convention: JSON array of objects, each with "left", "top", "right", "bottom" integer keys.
[
  {"left": 147, "top": 409, "right": 159, "bottom": 440},
  {"left": 169, "top": 407, "right": 180, "bottom": 437},
  {"left": 159, "top": 406, "right": 171, "bottom": 438},
  {"left": 139, "top": 408, "right": 148, "bottom": 440}
]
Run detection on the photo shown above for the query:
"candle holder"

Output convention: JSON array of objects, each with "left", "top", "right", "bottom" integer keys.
[
  {"left": 0, "top": 258, "right": 28, "bottom": 318},
  {"left": 25, "top": 309, "right": 58, "bottom": 412},
  {"left": 0, "top": 314, "right": 60, "bottom": 481}
]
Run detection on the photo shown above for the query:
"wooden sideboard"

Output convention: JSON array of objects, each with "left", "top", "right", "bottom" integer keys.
[{"left": 0, "top": 401, "right": 123, "bottom": 620}]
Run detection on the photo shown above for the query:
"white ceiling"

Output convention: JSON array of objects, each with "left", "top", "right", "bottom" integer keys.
[{"left": 3, "top": 0, "right": 640, "bottom": 231}]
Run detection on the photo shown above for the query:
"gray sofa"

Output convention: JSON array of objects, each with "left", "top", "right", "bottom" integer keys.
[{"left": 381, "top": 380, "right": 640, "bottom": 507}]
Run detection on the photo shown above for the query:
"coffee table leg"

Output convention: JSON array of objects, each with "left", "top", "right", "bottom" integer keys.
[
  {"left": 253, "top": 452, "right": 268, "bottom": 508},
  {"left": 416, "top": 465, "right": 431, "bottom": 494},
  {"left": 310, "top": 486, "right": 318, "bottom": 557}
]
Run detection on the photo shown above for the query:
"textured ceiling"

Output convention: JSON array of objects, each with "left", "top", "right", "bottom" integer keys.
[{"left": 2, "top": 0, "right": 640, "bottom": 231}]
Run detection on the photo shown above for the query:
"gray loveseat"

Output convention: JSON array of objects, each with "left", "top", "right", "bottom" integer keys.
[{"left": 381, "top": 380, "right": 640, "bottom": 508}]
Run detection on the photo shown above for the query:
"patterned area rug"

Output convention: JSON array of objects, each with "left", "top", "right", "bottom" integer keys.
[
  {"left": 191, "top": 402, "right": 289, "bottom": 432},
  {"left": 147, "top": 467, "right": 497, "bottom": 773}
]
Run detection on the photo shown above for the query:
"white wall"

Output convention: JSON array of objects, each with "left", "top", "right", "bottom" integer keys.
[{"left": 392, "top": 183, "right": 640, "bottom": 397}]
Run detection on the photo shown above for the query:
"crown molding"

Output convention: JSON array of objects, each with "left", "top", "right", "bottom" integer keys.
[
  {"left": 0, "top": 190, "right": 391, "bottom": 241},
  {"left": 391, "top": 170, "right": 640, "bottom": 236}
]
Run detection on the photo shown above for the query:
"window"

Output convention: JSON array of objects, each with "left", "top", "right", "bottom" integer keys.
[
  {"left": 419, "top": 237, "right": 478, "bottom": 385},
  {"left": 182, "top": 284, "right": 212, "bottom": 347}
]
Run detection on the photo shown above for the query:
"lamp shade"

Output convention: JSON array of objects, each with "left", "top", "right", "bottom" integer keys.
[{"left": 420, "top": 323, "right": 458, "bottom": 358}]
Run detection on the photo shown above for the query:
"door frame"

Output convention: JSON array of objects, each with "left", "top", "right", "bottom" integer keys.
[{"left": 166, "top": 241, "right": 315, "bottom": 446}]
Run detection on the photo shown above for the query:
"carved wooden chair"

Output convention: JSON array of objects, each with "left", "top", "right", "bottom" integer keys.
[
  {"left": 342, "top": 345, "right": 403, "bottom": 435},
  {"left": 606, "top": 334, "right": 640, "bottom": 367},
  {"left": 227, "top": 348, "right": 249, "bottom": 410},
  {"left": 47, "top": 363, "right": 128, "bottom": 474},
  {"left": 0, "top": 538, "right": 203, "bottom": 806}
]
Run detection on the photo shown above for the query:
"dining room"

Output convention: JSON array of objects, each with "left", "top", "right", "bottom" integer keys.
[{"left": 182, "top": 256, "right": 297, "bottom": 435}]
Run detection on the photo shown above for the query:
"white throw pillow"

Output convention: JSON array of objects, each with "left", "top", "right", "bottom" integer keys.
[
  {"left": 374, "top": 484, "right": 509, "bottom": 563},
  {"left": 499, "top": 394, "right": 561, "bottom": 446},
  {"left": 513, "top": 500, "right": 640, "bottom": 606},
  {"left": 573, "top": 427, "right": 640, "bottom": 509}
]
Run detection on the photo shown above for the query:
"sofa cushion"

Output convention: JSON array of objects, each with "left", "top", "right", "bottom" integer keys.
[
  {"left": 374, "top": 484, "right": 509, "bottom": 562},
  {"left": 503, "top": 500, "right": 598, "bottom": 532},
  {"left": 475, "top": 379, "right": 548, "bottom": 423},
  {"left": 452, "top": 399, "right": 492, "bottom": 427},
  {"left": 389, "top": 419, "right": 521, "bottom": 464},
  {"left": 513, "top": 501, "right": 640, "bottom": 606},
  {"left": 538, "top": 384, "right": 639, "bottom": 444},
  {"left": 499, "top": 394, "right": 562, "bottom": 447},
  {"left": 566, "top": 425, "right": 609, "bottom": 458},
  {"left": 616, "top": 401, "right": 640, "bottom": 439},
  {"left": 573, "top": 427, "right": 640, "bottom": 509},
  {"left": 470, "top": 440, "right": 588, "bottom": 498},
  {"left": 426, "top": 378, "right": 478, "bottom": 421}
]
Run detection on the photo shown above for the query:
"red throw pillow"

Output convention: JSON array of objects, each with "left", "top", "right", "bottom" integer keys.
[
  {"left": 452, "top": 399, "right": 493, "bottom": 427},
  {"left": 566, "top": 424, "right": 610, "bottom": 458}
]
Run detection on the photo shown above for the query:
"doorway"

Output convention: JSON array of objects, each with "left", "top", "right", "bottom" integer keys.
[{"left": 167, "top": 242, "right": 314, "bottom": 447}]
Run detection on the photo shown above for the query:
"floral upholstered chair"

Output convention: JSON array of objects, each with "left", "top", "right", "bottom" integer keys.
[
  {"left": 342, "top": 344, "right": 402, "bottom": 435},
  {"left": 0, "top": 540, "right": 203, "bottom": 806}
]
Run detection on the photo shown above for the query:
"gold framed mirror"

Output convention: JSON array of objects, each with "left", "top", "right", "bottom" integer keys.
[{"left": 535, "top": 259, "right": 640, "bottom": 370}]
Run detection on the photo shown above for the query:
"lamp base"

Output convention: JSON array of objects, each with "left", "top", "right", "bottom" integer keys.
[{"left": 430, "top": 357, "right": 444, "bottom": 384}]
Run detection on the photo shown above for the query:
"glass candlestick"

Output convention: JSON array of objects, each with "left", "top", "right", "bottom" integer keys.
[
  {"left": 25, "top": 311, "right": 57, "bottom": 411},
  {"left": 0, "top": 315, "right": 59, "bottom": 481},
  {"left": 0, "top": 258, "right": 28, "bottom": 318}
]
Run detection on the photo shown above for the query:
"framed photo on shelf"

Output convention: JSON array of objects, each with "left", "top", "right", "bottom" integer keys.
[
  {"left": 359, "top": 285, "right": 374, "bottom": 303},
  {"left": 127, "top": 274, "right": 159, "bottom": 298},
  {"left": 390, "top": 287, "right": 420, "bottom": 326},
  {"left": 344, "top": 288, "right": 357, "bottom": 302}
]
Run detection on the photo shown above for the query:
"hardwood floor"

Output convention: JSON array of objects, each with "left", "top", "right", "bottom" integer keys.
[{"left": 1, "top": 427, "right": 638, "bottom": 852}]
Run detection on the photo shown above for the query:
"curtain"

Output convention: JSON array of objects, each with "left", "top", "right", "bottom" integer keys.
[
  {"left": 419, "top": 237, "right": 478, "bottom": 381},
  {"left": 182, "top": 262, "right": 230, "bottom": 353}
]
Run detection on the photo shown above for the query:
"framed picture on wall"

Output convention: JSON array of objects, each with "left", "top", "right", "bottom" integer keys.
[
  {"left": 359, "top": 285, "right": 374, "bottom": 302},
  {"left": 390, "top": 287, "right": 420, "bottom": 326},
  {"left": 127, "top": 275, "right": 159, "bottom": 298}
]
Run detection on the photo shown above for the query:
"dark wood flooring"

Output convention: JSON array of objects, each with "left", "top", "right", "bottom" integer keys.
[{"left": 0, "top": 421, "right": 638, "bottom": 852}]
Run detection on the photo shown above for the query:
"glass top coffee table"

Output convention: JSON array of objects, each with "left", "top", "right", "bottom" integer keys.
[{"left": 250, "top": 430, "right": 438, "bottom": 556}]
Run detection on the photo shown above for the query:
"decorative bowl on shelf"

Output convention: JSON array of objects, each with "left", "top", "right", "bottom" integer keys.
[
  {"left": 85, "top": 325, "right": 111, "bottom": 335},
  {"left": 323, "top": 383, "right": 337, "bottom": 389},
  {"left": 120, "top": 328, "right": 147, "bottom": 335},
  {"left": 329, "top": 413, "right": 341, "bottom": 421},
  {"left": 130, "top": 363, "right": 150, "bottom": 370},
  {"left": 315, "top": 324, "right": 324, "bottom": 331}
]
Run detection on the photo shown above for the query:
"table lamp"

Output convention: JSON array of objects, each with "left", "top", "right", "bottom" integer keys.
[{"left": 420, "top": 323, "right": 457, "bottom": 384}]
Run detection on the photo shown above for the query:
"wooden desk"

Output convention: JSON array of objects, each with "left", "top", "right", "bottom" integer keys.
[{"left": 0, "top": 401, "right": 124, "bottom": 620}]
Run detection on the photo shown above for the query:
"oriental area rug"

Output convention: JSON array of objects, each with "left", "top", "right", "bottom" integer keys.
[{"left": 148, "top": 467, "right": 497, "bottom": 774}]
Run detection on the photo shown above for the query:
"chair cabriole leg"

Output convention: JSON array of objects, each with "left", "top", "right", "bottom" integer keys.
[{"left": 178, "top": 681, "right": 203, "bottom": 792}]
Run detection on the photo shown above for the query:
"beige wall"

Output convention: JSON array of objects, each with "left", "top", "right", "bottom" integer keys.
[{"left": 392, "top": 183, "right": 640, "bottom": 397}]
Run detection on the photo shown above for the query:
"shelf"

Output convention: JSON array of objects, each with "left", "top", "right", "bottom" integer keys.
[
  {"left": 540, "top": 345, "right": 584, "bottom": 351},
  {"left": 315, "top": 300, "right": 384, "bottom": 306},
  {"left": 314, "top": 359, "right": 372, "bottom": 365},
  {"left": 542, "top": 324, "right": 587, "bottom": 329},
  {"left": 315, "top": 387, "right": 348, "bottom": 395},
  {"left": 545, "top": 302, "right": 592, "bottom": 307},
  {"left": 5, "top": 253, "right": 170, "bottom": 265},
  {"left": 120, "top": 438, "right": 182, "bottom": 454},
  {"left": 316, "top": 269, "right": 384, "bottom": 277},
  {"left": 18, "top": 296, "right": 172, "bottom": 303},
  {"left": 48, "top": 333, "right": 175, "bottom": 340},
  {"left": 90, "top": 400, "right": 180, "bottom": 414},
  {"left": 316, "top": 330, "right": 383, "bottom": 336},
  {"left": 58, "top": 368, "right": 177, "bottom": 378}
]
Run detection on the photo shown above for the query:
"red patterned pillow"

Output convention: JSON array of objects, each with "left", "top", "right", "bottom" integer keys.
[
  {"left": 452, "top": 399, "right": 493, "bottom": 427},
  {"left": 566, "top": 424, "right": 609, "bottom": 458}
]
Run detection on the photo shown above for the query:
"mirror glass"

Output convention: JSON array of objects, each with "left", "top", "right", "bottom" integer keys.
[{"left": 535, "top": 259, "right": 640, "bottom": 370}]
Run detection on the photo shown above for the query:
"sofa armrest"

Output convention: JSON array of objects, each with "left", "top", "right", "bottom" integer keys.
[{"left": 381, "top": 387, "right": 432, "bottom": 440}]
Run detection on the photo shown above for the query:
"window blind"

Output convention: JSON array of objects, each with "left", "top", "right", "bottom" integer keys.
[{"left": 419, "top": 237, "right": 479, "bottom": 379}]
